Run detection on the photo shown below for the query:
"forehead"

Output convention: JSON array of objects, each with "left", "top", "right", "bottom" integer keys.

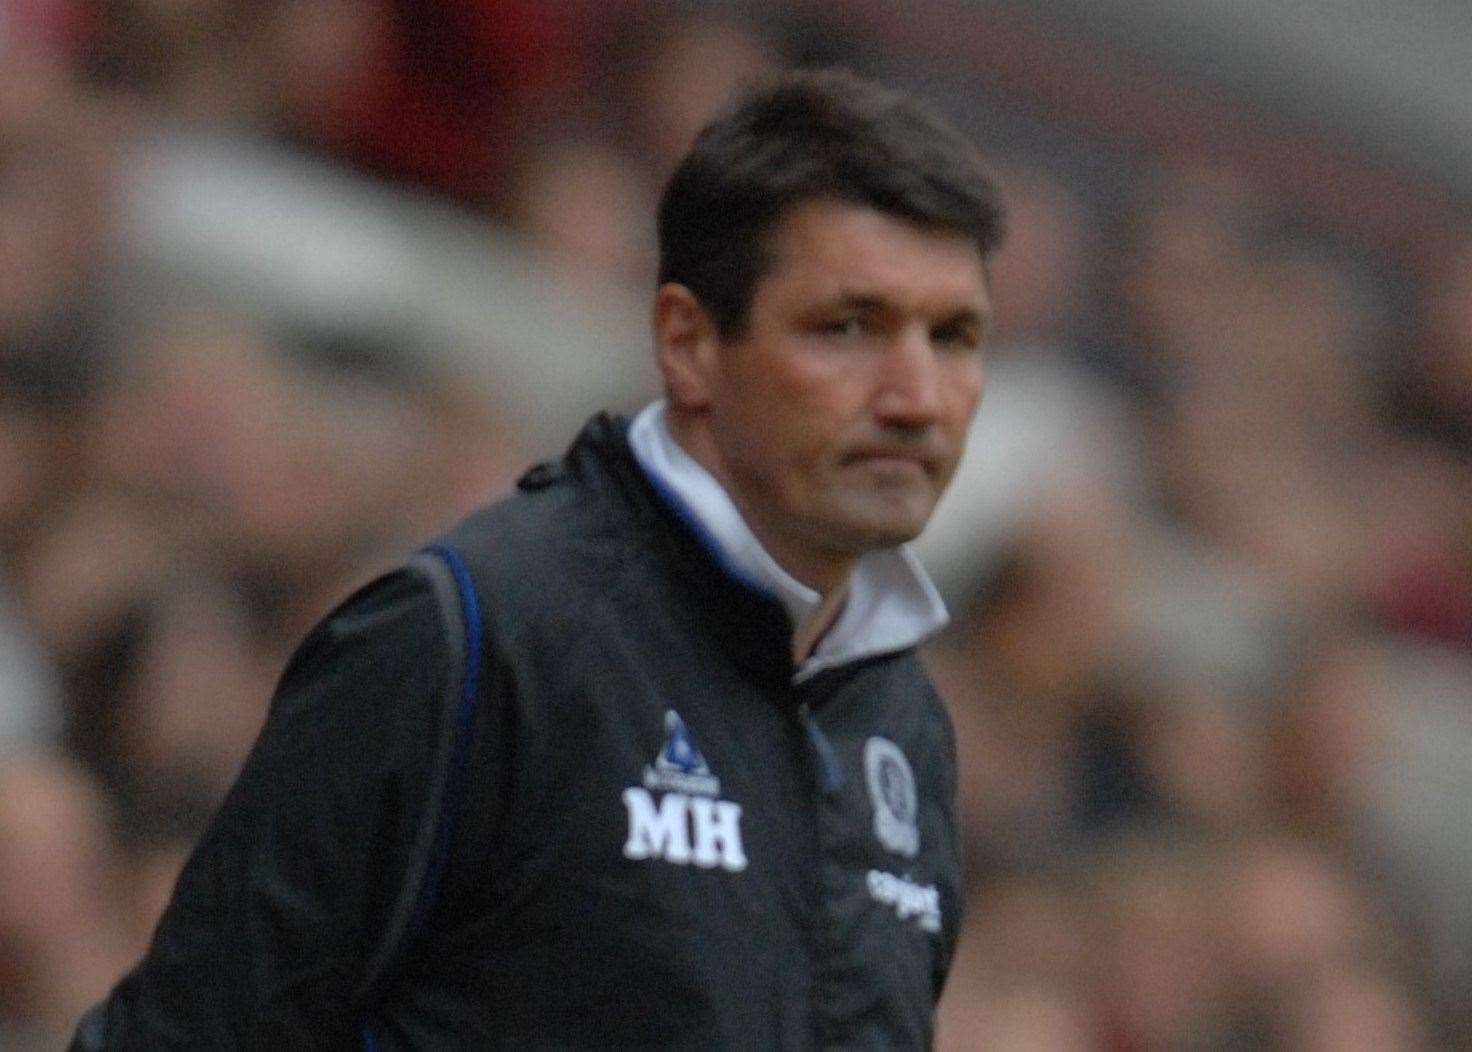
[{"left": 757, "top": 199, "right": 990, "bottom": 313}]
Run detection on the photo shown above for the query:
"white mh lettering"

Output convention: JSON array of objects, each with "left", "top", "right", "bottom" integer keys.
[
  {"left": 622, "top": 787, "right": 691, "bottom": 864},
  {"left": 689, "top": 796, "right": 748, "bottom": 872},
  {"left": 621, "top": 788, "right": 748, "bottom": 872}
]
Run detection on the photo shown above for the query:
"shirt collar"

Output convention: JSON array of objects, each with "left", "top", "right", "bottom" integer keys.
[{"left": 628, "top": 401, "right": 949, "bottom": 682}]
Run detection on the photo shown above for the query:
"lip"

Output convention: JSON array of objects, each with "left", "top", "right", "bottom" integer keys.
[{"left": 846, "top": 449, "right": 935, "bottom": 473}]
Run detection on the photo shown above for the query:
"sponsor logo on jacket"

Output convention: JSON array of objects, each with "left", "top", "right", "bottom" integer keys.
[
  {"left": 866, "top": 869, "right": 941, "bottom": 932},
  {"left": 622, "top": 711, "right": 748, "bottom": 873}
]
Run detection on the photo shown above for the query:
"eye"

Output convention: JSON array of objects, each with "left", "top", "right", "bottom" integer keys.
[
  {"left": 816, "top": 316, "right": 866, "bottom": 338},
  {"left": 931, "top": 320, "right": 981, "bottom": 353}
]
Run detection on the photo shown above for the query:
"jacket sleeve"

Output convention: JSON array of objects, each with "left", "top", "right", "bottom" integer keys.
[{"left": 70, "top": 555, "right": 472, "bottom": 1050}]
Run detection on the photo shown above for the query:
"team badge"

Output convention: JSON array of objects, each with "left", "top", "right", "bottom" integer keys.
[
  {"left": 864, "top": 737, "right": 919, "bottom": 858},
  {"left": 643, "top": 709, "right": 720, "bottom": 796}
]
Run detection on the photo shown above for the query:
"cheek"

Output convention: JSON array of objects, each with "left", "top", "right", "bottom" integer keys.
[
  {"left": 711, "top": 369, "right": 831, "bottom": 480},
  {"left": 945, "top": 361, "right": 986, "bottom": 427},
  {"left": 743, "top": 359, "right": 863, "bottom": 439}
]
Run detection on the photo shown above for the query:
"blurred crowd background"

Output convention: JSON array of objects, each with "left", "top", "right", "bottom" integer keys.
[{"left": 1, "top": 0, "right": 1470, "bottom": 1048}]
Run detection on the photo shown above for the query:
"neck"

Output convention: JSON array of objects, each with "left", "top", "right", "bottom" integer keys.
[{"left": 665, "top": 408, "right": 856, "bottom": 596}]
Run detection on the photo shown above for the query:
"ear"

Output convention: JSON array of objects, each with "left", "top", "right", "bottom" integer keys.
[{"left": 652, "top": 283, "right": 721, "bottom": 412}]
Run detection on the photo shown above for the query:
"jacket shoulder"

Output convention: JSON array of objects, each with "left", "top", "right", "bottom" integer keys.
[{"left": 429, "top": 469, "right": 634, "bottom": 621}]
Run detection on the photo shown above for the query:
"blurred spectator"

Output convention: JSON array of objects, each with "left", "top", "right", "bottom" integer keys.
[
  {"left": 939, "top": 977, "right": 1095, "bottom": 1051},
  {"left": 257, "top": 0, "right": 396, "bottom": 142},
  {"left": 938, "top": 870, "right": 1096, "bottom": 1048},
  {"left": 83, "top": 0, "right": 272, "bottom": 125},
  {"left": 1101, "top": 159, "right": 1268, "bottom": 399},
  {"left": 0, "top": 585, "right": 58, "bottom": 751},
  {"left": 985, "top": 161, "right": 1094, "bottom": 349},
  {"left": 108, "top": 575, "right": 272, "bottom": 800},
  {"left": 1131, "top": 679, "right": 1269, "bottom": 835},
  {"left": 1393, "top": 235, "right": 1472, "bottom": 455},
  {"left": 3, "top": 0, "right": 90, "bottom": 59},
  {"left": 1354, "top": 441, "right": 1472, "bottom": 650},
  {"left": 1278, "top": 966, "right": 1432, "bottom": 1051},
  {"left": 611, "top": 6, "right": 786, "bottom": 180},
  {"left": 928, "top": 486, "right": 1148, "bottom": 875},
  {"left": 1214, "top": 835, "right": 1383, "bottom": 1005},
  {"left": 504, "top": 131, "right": 657, "bottom": 301},
  {"left": 0, "top": 52, "right": 126, "bottom": 362},
  {"left": 0, "top": 756, "right": 133, "bottom": 1047},
  {"left": 1269, "top": 629, "right": 1472, "bottom": 1024},
  {"left": 9, "top": 493, "right": 167, "bottom": 677},
  {"left": 1270, "top": 631, "right": 1409, "bottom": 842},
  {"left": 1087, "top": 837, "right": 1240, "bottom": 1049}
]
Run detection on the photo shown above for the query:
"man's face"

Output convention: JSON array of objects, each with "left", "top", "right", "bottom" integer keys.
[{"left": 703, "top": 199, "right": 990, "bottom": 584}]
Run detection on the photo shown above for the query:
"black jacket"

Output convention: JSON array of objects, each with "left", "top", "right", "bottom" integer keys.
[{"left": 73, "top": 414, "right": 963, "bottom": 1049}]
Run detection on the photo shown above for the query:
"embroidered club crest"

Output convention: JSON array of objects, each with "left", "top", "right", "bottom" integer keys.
[
  {"left": 644, "top": 709, "right": 721, "bottom": 797},
  {"left": 864, "top": 737, "right": 919, "bottom": 858}
]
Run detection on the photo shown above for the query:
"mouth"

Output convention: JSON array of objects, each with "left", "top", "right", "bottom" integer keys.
[{"left": 844, "top": 449, "right": 937, "bottom": 477}]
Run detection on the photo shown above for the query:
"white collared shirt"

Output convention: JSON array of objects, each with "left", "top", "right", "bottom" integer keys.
[{"left": 628, "top": 401, "right": 950, "bottom": 684}]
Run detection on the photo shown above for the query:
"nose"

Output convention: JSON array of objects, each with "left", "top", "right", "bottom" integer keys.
[{"left": 872, "top": 327, "right": 946, "bottom": 429}]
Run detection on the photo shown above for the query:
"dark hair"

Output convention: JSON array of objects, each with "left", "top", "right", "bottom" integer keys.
[{"left": 657, "top": 68, "right": 1005, "bottom": 337}]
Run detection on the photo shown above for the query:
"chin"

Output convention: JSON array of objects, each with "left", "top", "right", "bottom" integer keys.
[
  {"left": 808, "top": 489, "right": 938, "bottom": 554},
  {"left": 871, "top": 496, "right": 936, "bottom": 542},
  {"left": 870, "top": 521, "right": 928, "bottom": 548},
  {"left": 831, "top": 511, "right": 931, "bottom": 553}
]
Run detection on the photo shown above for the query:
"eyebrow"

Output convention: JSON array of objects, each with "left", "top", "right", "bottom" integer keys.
[
  {"left": 824, "top": 292, "right": 989, "bottom": 323},
  {"left": 827, "top": 293, "right": 888, "bottom": 313}
]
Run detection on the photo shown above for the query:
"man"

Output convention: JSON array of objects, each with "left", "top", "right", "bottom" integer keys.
[{"left": 73, "top": 68, "right": 1003, "bottom": 1049}]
